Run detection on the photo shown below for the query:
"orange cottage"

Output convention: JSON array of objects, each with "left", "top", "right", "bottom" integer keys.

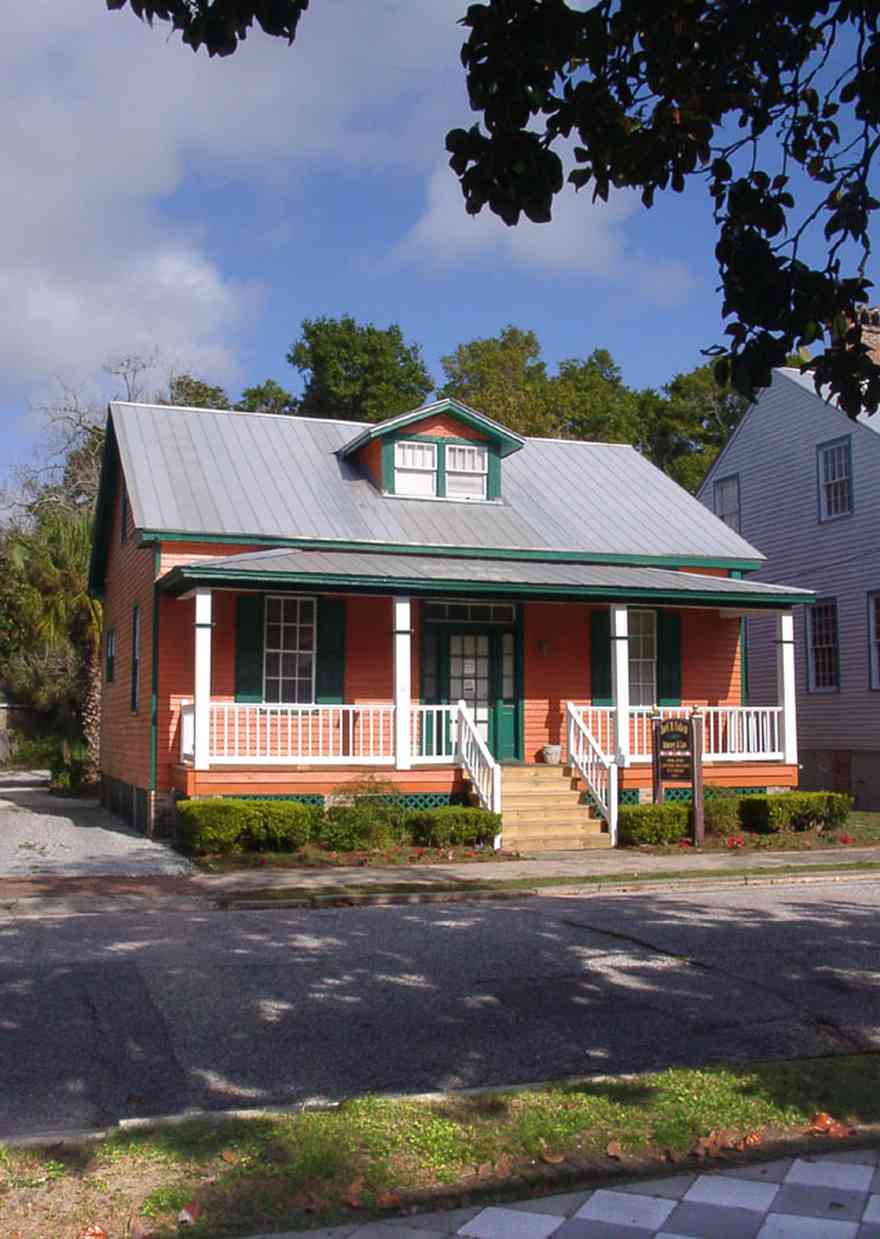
[{"left": 89, "top": 396, "right": 813, "bottom": 847}]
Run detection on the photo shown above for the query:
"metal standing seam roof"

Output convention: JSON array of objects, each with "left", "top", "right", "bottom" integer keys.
[
  {"left": 159, "top": 546, "right": 813, "bottom": 606},
  {"left": 110, "top": 400, "right": 767, "bottom": 563}
]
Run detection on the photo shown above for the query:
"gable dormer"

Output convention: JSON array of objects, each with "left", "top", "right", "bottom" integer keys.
[{"left": 339, "top": 397, "right": 525, "bottom": 503}]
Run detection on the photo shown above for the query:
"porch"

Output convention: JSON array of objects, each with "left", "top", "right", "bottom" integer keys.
[{"left": 168, "top": 583, "right": 801, "bottom": 848}]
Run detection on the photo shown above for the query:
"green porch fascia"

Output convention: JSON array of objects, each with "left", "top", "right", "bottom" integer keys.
[{"left": 157, "top": 563, "right": 814, "bottom": 611}]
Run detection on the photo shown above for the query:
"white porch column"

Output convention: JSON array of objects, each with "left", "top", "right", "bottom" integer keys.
[
  {"left": 193, "top": 588, "right": 213, "bottom": 771},
  {"left": 393, "top": 595, "right": 412, "bottom": 770},
  {"left": 776, "top": 610, "right": 798, "bottom": 766},
  {"left": 610, "top": 604, "right": 630, "bottom": 765}
]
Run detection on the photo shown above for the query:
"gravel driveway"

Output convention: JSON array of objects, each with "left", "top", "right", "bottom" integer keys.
[{"left": 0, "top": 773, "right": 193, "bottom": 877}]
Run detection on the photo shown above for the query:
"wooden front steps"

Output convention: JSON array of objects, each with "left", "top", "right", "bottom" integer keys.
[{"left": 501, "top": 764, "right": 611, "bottom": 852}]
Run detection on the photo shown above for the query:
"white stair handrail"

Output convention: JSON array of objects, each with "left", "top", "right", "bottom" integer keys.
[
  {"left": 455, "top": 699, "right": 502, "bottom": 821},
  {"left": 566, "top": 701, "right": 618, "bottom": 846}
]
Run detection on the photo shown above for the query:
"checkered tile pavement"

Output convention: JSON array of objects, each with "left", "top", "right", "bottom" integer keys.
[{"left": 258, "top": 1148, "right": 880, "bottom": 1238}]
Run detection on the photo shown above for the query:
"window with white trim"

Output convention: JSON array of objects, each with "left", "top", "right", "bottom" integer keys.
[
  {"left": 818, "top": 437, "right": 852, "bottom": 520},
  {"left": 713, "top": 475, "right": 740, "bottom": 532},
  {"left": 807, "top": 599, "right": 839, "bottom": 691},
  {"left": 869, "top": 593, "right": 880, "bottom": 690},
  {"left": 628, "top": 609, "right": 656, "bottom": 707},
  {"left": 446, "top": 443, "right": 488, "bottom": 500},
  {"left": 264, "top": 596, "right": 316, "bottom": 703},
  {"left": 394, "top": 440, "right": 437, "bottom": 496}
]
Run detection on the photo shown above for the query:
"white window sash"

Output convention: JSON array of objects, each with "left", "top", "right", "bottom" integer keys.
[
  {"left": 628, "top": 608, "right": 657, "bottom": 707},
  {"left": 263, "top": 594, "right": 318, "bottom": 705}
]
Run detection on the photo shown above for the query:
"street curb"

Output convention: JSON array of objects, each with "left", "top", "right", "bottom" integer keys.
[{"left": 0, "top": 866, "right": 876, "bottom": 918}]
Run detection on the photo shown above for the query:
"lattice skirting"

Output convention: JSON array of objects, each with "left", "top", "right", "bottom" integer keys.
[
  {"left": 620, "top": 786, "right": 768, "bottom": 805},
  {"left": 204, "top": 792, "right": 465, "bottom": 810}
]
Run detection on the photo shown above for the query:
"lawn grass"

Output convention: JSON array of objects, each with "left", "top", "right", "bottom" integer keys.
[
  {"left": 2, "top": 1054, "right": 879, "bottom": 1237},
  {"left": 683, "top": 810, "right": 880, "bottom": 854},
  {"left": 198, "top": 841, "right": 522, "bottom": 873}
]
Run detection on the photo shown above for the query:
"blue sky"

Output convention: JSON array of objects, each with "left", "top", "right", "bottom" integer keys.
[{"left": 0, "top": 1, "right": 872, "bottom": 485}]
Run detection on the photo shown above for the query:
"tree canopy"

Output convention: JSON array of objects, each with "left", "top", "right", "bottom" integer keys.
[
  {"left": 108, "top": 0, "right": 880, "bottom": 416},
  {"left": 288, "top": 315, "right": 434, "bottom": 421}
]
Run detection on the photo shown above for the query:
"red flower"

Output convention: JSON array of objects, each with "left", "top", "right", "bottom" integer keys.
[
  {"left": 678, "top": 839, "right": 691, "bottom": 848},
  {"left": 839, "top": 833, "right": 854, "bottom": 845}
]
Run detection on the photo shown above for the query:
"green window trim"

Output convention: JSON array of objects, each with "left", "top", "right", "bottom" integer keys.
[
  {"left": 130, "top": 604, "right": 140, "bottom": 713},
  {"left": 120, "top": 484, "right": 129, "bottom": 544},
  {"left": 105, "top": 627, "right": 116, "bottom": 683},
  {"left": 380, "top": 433, "right": 502, "bottom": 502},
  {"left": 656, "top": 609, "right": 682, "bottom": 706},
  {"left": 590, "top": 609, "right": 612, "bottom": 705}
]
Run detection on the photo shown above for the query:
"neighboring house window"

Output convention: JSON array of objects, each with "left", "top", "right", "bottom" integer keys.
[
  {"left": 806, "top": 599, "right": 839, "bottom": 691},
  {"left": 120, "top": 485, "right": 129, "bottom": 543},
  {"left": 394, "top": 441, "right": 437, "bottom": 496},
  {"left": 817, "top": 436, "right": 853, "bottom": 520},
  {"left": 131, "top": 604, "right": 140, "bottom": 711},
  {"left": 713, "top": 475, "right": 740, "bottom": 532},
  {"left": 105, "top": 628, "right": 116, "bottom": 683},
  {"left": 446, "top": 443, "right": 488, "bottom": 501},
  {"left": 628, "top": 609, "right": 657, "bottom": 707},
  {"left": 869, "top": 593, "right": 880, "bottom": 690},
  {"left": 264, "top": 595, "right": 316, "bottom": 703}
]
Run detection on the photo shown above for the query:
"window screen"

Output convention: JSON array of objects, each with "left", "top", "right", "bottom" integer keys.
[
  {"left": 807, "top": 599, "right": 839, "bottom": 690},
  {"left": 628, "top": 609, "right": 657, "bottom": 707}
]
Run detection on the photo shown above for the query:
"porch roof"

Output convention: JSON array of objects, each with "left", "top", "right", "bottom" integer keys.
[{"left": 158, "top": 547, "right": 814, "bottom": 609}]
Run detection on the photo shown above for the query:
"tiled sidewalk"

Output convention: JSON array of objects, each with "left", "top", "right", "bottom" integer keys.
[{"left": 255, "top": 1148, "right": 880, "bottom": 1238}]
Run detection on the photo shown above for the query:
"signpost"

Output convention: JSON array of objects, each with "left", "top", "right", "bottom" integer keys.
[{"left": 652, "top": 710, "right": 705, "bottom": 845}]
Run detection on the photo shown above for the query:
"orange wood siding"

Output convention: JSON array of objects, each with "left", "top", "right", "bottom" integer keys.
[
  {"left": 178, "top": 766, "right": 464, "bottom": 799},
  {"left": 402, "top": 413, "right": 489, "bottom": 440},
  {"left": 681, "top": 610, "right": 741, "bottom": 707},
  {"left": 99, "top": 484, "right": 156, "bottom": 791},
  {"left": 523, "top": 603, "right": 590, "bottom": 761},
  {"left": 356, "top": 438, "right": 383, "bottom": 489},
  {"left": 619, "top": 763, "right": 797, "bottom": 791}
]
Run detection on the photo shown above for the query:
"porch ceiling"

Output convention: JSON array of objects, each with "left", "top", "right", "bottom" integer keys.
[{"left": 158, "top": 547, "right": 814, "bottom": 610}]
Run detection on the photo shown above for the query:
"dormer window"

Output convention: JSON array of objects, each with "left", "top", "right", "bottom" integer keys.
[
  {"left": 394, "top": 440, "right": 437, "bottom": 496},
  {"left": 340, "top": 395, "right": 525, "bottom": 504},
  {"left": 446, "top": 444, "right": 488, "bottom": 501}
]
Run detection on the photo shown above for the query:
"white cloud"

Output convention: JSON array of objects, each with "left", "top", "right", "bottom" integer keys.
[
  {"left": 0, "top": 0, "right": 466, "bottom": 417},
  {"left": 395, "top": 160, "right": 694, "bottom": 305}
]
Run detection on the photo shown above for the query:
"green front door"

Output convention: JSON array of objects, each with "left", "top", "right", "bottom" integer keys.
[{"left": 444, "top": 629, "right": 518, "bottom": 761}]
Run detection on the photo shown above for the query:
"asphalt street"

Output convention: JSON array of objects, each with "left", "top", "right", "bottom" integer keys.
[{"left": 1, "top": 879, "right": 879, "bottom": 1140}]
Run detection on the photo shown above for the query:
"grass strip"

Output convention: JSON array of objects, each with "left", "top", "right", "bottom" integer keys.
[
  {"left": 2, "top": 1053, "right": 880, "bottom": 1238},
  {"left": 219, "top": 859, "right": 880, "bottom": 904}
]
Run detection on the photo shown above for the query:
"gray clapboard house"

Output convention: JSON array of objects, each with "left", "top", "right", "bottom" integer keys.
[{"left": 699, "top": 368, "right": 880, "bottom": 808}]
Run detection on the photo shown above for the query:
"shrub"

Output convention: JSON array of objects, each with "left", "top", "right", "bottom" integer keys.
[
  {"left": 7, "top": 736, "right": 62, "bottom": 771},
  {"left": 250, "top": 801, "right": 320, "bottom": 851},
  {"left": 319, "top": 803, "right": 403, "bottom": 852},
  {"left": 617, "top": 803, "right": 690, "bottom": 846},
  {"left": 406, "top": 806, "right": 500, "bottom": 848},
  {"left": 703, "top": 796, "right": 743, "bottom": 835},
  {"left": 177, "top": 799, "right": 262, "bottom": 854},
  {"left": 739, "top": 791, "right": 852, "bottom": 834}
]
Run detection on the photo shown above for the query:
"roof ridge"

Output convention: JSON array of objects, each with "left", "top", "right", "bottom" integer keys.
[{"left": 110, "top": 400, "right": 371, "bottom": 428}]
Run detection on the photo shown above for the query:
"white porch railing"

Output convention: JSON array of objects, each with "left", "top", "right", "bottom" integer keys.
[
  {"left": 412, "top": 704, "right": 457, "bottom": 763},
  {"left": 456, "top": 699, "right": 502, "bottom": 819},
  {"left": 575, "top": 705, "right": 784, "bottom": 763},
  {"left": 181, "top": 701, "right": 396, "bottom": 765},
  {"left": 566, "top": 702, "right": 618, "bottom": 845}
]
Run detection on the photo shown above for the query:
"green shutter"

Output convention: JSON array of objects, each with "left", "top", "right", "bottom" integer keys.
[
  {"left": 235, "top": 594, "right": 264, "bottom": 703},
  {"left": 316, "top": 597, "right": 346, "bottom": 703},
  {"left": 590, "top": 609, "right": 612, "bottom": 705},
  {"left": 657, "top": 610, "right": 682, "bottom": 705}
]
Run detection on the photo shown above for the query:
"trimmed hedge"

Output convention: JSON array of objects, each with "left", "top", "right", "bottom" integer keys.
[
  {"left": 407, "top": 806, "right": 500, "bottom": 848},
  {"left": 739, "top": 791, "right": 851, "bottom": 834},
  {"left": 177, "top": 798, "right": 499, "bottom": 856},
  {"left": 703, "top": 796, "right": 743, "bottom": 835},
  {"left": 618, "top": 803, "right": 690, "bottom": 846},
  {"left": 177, "top": 799, "right": 319, "bottom": 855}
]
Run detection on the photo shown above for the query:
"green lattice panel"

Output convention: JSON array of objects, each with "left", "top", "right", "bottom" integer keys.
[
  {"left": 620, "top": 789, "right": 641, "bottom": 805},
  {"left": 231, "top": 794, "right": 325, "bottom": 805},
  {"left": 664, "top": 787, "right": 693, "bottom": 802}
]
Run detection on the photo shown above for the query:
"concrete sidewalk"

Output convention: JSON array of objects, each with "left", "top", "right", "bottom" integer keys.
[
  {"left": 248, "top": 1149, "right": 880, "bottom": 1238},
  {"left": 0, "top": 841, "right": 877, "bottom": 917}
]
